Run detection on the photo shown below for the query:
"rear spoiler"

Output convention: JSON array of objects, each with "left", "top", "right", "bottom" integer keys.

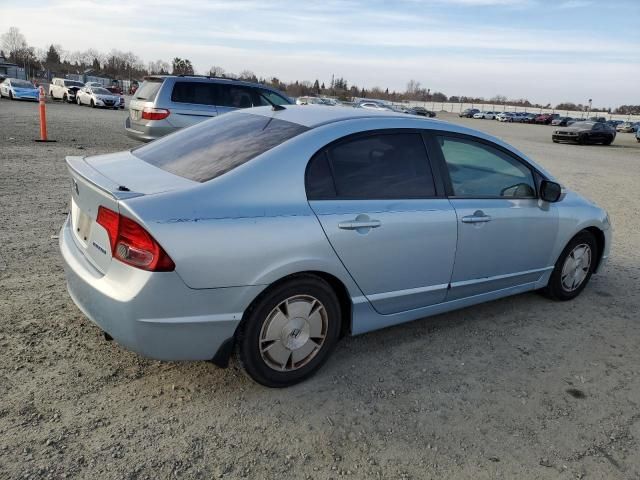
[{"left": 66, "top": 156, "right": 142, "bottom": 200}]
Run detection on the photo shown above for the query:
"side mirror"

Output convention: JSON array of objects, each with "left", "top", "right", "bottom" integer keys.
[{"left": 540, "top": 180, "right": 562, "bottom": 203}]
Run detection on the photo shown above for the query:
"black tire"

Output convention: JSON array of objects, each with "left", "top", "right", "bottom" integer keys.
[
  {"left": 236, "top": 275, "right": 341, "bottom": 387},
  {"left": 543, "top": 231, "right": 597, "bottom": 301},
  {"left": 90, "top": 99, "right": 95, "bottom": 108},
  {"left": 602, "top": 137, "right": 613, "bottom": 146},
  {"left": 9, "top": 91, "right": 14, "bottom": 100},
  {"left": 63, "top": 93, "right": 68, "bottom": 102}
]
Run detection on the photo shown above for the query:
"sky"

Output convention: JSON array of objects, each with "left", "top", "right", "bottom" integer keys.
[{"left": 1, "top": 0, "right": 639, "bottom": 107}]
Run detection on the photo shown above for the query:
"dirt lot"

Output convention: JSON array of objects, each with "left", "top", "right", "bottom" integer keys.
[{"left": 1, "top": 99, "right": 639, "bottom": 480}]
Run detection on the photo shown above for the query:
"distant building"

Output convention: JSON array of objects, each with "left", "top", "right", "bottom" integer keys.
[{"left": 0, "top": 55, "right": 25, "bottom": 80}]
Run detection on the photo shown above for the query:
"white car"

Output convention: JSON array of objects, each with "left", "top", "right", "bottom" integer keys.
[
  {"left": 496, "top": 112, "right": 515, "bottom": 122},
  {"left": 49, "top": 77, "right": 85, "bottom": 103},
  {"left": 474, "top": 111, "right": 496, "bottom": 119},
  {"left": 85, "top": 81, "right": 105, "bottom": 89},
  {"left": 357, "top": 102, "right": 392, "bottom": 111},
  {"left": 76, "top": 86, "right": 123, "bottom": 109}
]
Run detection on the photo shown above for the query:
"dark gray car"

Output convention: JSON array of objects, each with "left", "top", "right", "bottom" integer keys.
[{"left": 125, "top": 75, "right": 293, "bottom": 142}]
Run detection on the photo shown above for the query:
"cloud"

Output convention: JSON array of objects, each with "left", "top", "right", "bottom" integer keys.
[{"left": 0, "top": 0, "right": 637, "bottom": 106}]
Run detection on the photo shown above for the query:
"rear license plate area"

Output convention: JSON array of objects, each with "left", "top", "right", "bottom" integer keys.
[{"left": 74, "top": 209, "right": 92, "bottom": 245}]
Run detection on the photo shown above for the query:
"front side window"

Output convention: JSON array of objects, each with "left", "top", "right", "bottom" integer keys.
[
  {"left": 133, "top": 112, "right": 309, "bottom": 183},
  {"left": 216, "top": 84, "right": 255, "bottom": 109},
  {"left": 306, "top": 133, "right": 436, "bottom": 200},
  {"left": 438, "top": 136, "right": 536, "bottom": 198}
]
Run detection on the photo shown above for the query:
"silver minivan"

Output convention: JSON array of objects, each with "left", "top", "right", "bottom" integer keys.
[{"left": 125, "top": 75, "right": 293, "bottom": 142}]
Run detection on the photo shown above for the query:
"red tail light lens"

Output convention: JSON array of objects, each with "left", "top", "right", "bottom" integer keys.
[
  {"left": 96, "top": 206, "right": 175, "bottom": 272},
  {"left": 141, "top": 107, "right": 170, "bottom": 120}
]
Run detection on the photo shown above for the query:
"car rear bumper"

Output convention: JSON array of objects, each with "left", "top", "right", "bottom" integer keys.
[
  {"left": 59, "top": 216, "right": 261, "bottom": 361},
  {"left": 124, "top": 117, "right": 173, "bottom": 142}
]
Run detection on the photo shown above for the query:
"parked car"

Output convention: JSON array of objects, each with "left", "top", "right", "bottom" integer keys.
[
  {"left": 605, "top": 120, "right": 623, "bottom": 129},
  {"left": 296, "top": 96, "right": 324, "bottom": 105},
  {"left": 0, "top": 78, "right": 39, "bottom": 101},
  {"left": 496, "top": 112, "right": 515, "bottom": 122},
  {"left": 473, "top": 111, "right": 496, "bottom": 119},
  {"left": 534, "top": 113, "right": 559, "bottom": 125},
  {"left": 411, "top": 106, "right": 436, "bottom": 117},
  {"left": 125, "top": 75, "right": 293, "bottom": 142},
  {"left": 60, "top": 106, "right": 610, "bottom": 387},
  {"left": 459, "top": 108, "right": 479, "bottom": 118},
  {"left": 357, "top": 101, "right": 393, "bottom": 111},
  {"left": 551, "top": 117, "right": 573, "bottom": 127},
  {"left": 520, "top": 113, "right": 538, "bottom": 124},
  {"left": 76, "top": 86, "right": 123, "bottom": 109},
  {"left": 589, "top": 116, "right": 607, "bottom": 123},
  {"left": 49, "top": 78, "right": 85, "bottom": 103},
  {"left": 85, "top": 81, "right": 104, "bottom": 89},
  {"left": 616, "top": 121, "right": 639, "bottom": 133},
  {"left": 552, "top": 121, "right": 616, "bottom": 145}
]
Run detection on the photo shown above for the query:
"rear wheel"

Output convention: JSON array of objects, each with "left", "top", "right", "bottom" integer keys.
[
  {"left": 543, "top": 231, "right": 597, "bottom": 301},
  {"left": 236, "top": 275, "right": 341, "bottom": 387}
]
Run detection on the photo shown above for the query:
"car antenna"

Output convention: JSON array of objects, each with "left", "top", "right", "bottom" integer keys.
[{"left": 259, "top": 93, "right": 286, "bottom": 111}]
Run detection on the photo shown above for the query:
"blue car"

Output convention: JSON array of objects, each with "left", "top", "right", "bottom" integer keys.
[
  {"left": 0, "top": 78, "right": 39, "bottom": 101},
  {"left": 60, "top": 106, "right": 611, "bottom": 387}
]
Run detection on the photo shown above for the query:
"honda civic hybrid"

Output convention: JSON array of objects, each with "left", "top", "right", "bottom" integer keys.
[{"left": 60, "top": 106, "right": 611, "bottom": 387}]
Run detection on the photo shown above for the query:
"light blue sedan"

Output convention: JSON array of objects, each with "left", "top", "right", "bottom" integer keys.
[
  {"left": 59, "top": 106, "right": 611, "bottom": 387},
  {"left": 0, "top": 78, "right": 39, "bottom": 101}
]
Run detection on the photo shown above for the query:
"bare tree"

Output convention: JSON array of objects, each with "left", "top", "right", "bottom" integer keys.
[
  {"left": 209, "top": 65, "right": 225, "bottom": 77},
  {"left": 1, "top": 27, "right": 27, "bottom": 59}
]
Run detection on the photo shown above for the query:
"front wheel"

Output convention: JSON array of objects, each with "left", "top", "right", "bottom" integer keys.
[
  {"left": 236, "top": 276, "right": 341, "bottom": 387},
  {"left": 602, "top": 137, "right": 613, "bottom": 145},
  {"left": 543, "top": 231, "right": 597, "bottom": 301},
  {"left": 90, "top": 99, "right": 95, "bottom": 108},
  {"left": 76, "top": 95, "right": 82, "bottom": 105},
  {"left": 9, "top": 91, "right": 14, "bottom": 100}
]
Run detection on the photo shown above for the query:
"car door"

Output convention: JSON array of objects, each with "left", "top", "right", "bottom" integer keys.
[
  {"left": 167, "top": 81, "right": 219, "bottom": 128},
  {"left": 428, "top": 133, "right": 559, "bottom": 300},
  {"left": 306, "top": 131, "right": 457, "bottom": 315}
]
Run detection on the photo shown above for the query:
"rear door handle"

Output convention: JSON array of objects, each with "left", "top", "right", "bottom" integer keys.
[{"left": 338, "top": 219, "right": 382, "bottom": 230}]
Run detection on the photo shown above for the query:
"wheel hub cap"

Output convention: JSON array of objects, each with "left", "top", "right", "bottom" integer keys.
[
  {"left": 561, "top": 244, "right": 592, "bottom": 292},
  {"left": 259, "top": 295, "right": 328, "bottom": 372}
]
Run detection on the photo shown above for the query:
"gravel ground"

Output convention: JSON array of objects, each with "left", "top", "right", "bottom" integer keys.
[{"left": 1, "top": 99, "right": 639, "bottom": 480}]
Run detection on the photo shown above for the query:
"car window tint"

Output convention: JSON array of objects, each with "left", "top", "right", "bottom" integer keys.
[
  {"left": 171, "top": 81, "right": 217, "bottom": 105},
  {"left": 438, "top": 136, "right": 535, "bottom": 198},
  {"left": 326, "top": 133, "right": 435, "bottom": 199},
  {"left": 306, "top": 151, "right": 337, "bottom": 199},
  {"left": 134, "top": 79, "right": 163, "bottom": 101},
  {"left": 255, "top": 89, "right": 290, "bottom": 106},
  {"left": 132, "top": 112, "right": 309, "bottom": 183},
  {"left": 216, "top": 84, "right": 255, "bottom": 108}
]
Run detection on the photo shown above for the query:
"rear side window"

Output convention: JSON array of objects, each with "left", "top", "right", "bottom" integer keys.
[
  {"left": 306, "top": 133, "right": 436, "bottom": 200},
  {"left": 134, "top": 79, "right": 163, "bottom": 101},
  {"left": 132, "top": 112, "right": 309, "bottom": 183},
  {"left": 171, "top": 81, "right": 217, "bottom": 105}
]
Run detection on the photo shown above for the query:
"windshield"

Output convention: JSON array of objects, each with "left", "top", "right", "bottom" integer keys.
[
  {"left": 12, "top": 80, "right": 33, "bottom": 88},
  {"left": 570, "top": 122, "right": 594, "bottom": 129},
  {"left": 64, "top": 80, "right": 84, "bottom": 87},
  {"left": 132, "top": 112, "right": 309, "bottom": 183},
  {"left": 93, "top": 87, "right": 111, "bottom": 95}
]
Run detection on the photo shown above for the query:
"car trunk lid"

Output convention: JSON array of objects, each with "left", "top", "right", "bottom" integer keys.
[{"left": 66, "top": 153, "right": 195, "bottom": 273}]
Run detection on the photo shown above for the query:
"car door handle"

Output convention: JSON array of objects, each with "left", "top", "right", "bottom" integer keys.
[
  {"left": 338, "top": 219, "right": 382, "bottom": 230},
  {"left": 461, "top": 214, "right": 492, "bottom": 223}
]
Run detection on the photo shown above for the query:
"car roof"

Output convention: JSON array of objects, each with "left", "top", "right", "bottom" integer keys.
[{"left": 147, "top": 74, "right": 280, "bottom": 91}]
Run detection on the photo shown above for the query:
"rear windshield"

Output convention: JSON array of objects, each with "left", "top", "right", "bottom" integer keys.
[
  {"left": 134, "top": 79, "right": 163, "bottom": 101},
  {"left": 132, "top": 112, "right": 309, "bottom": 182},
  {"left": 64, "top": 80, "right": 84, "bottom": 87}
]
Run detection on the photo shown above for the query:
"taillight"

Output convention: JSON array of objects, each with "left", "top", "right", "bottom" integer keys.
[
  {"left": 141, "top": 107, "right": 170, "bottom": 120},
  {"left": 96, "top": 206, "right": 175, "bottom": 272}
]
